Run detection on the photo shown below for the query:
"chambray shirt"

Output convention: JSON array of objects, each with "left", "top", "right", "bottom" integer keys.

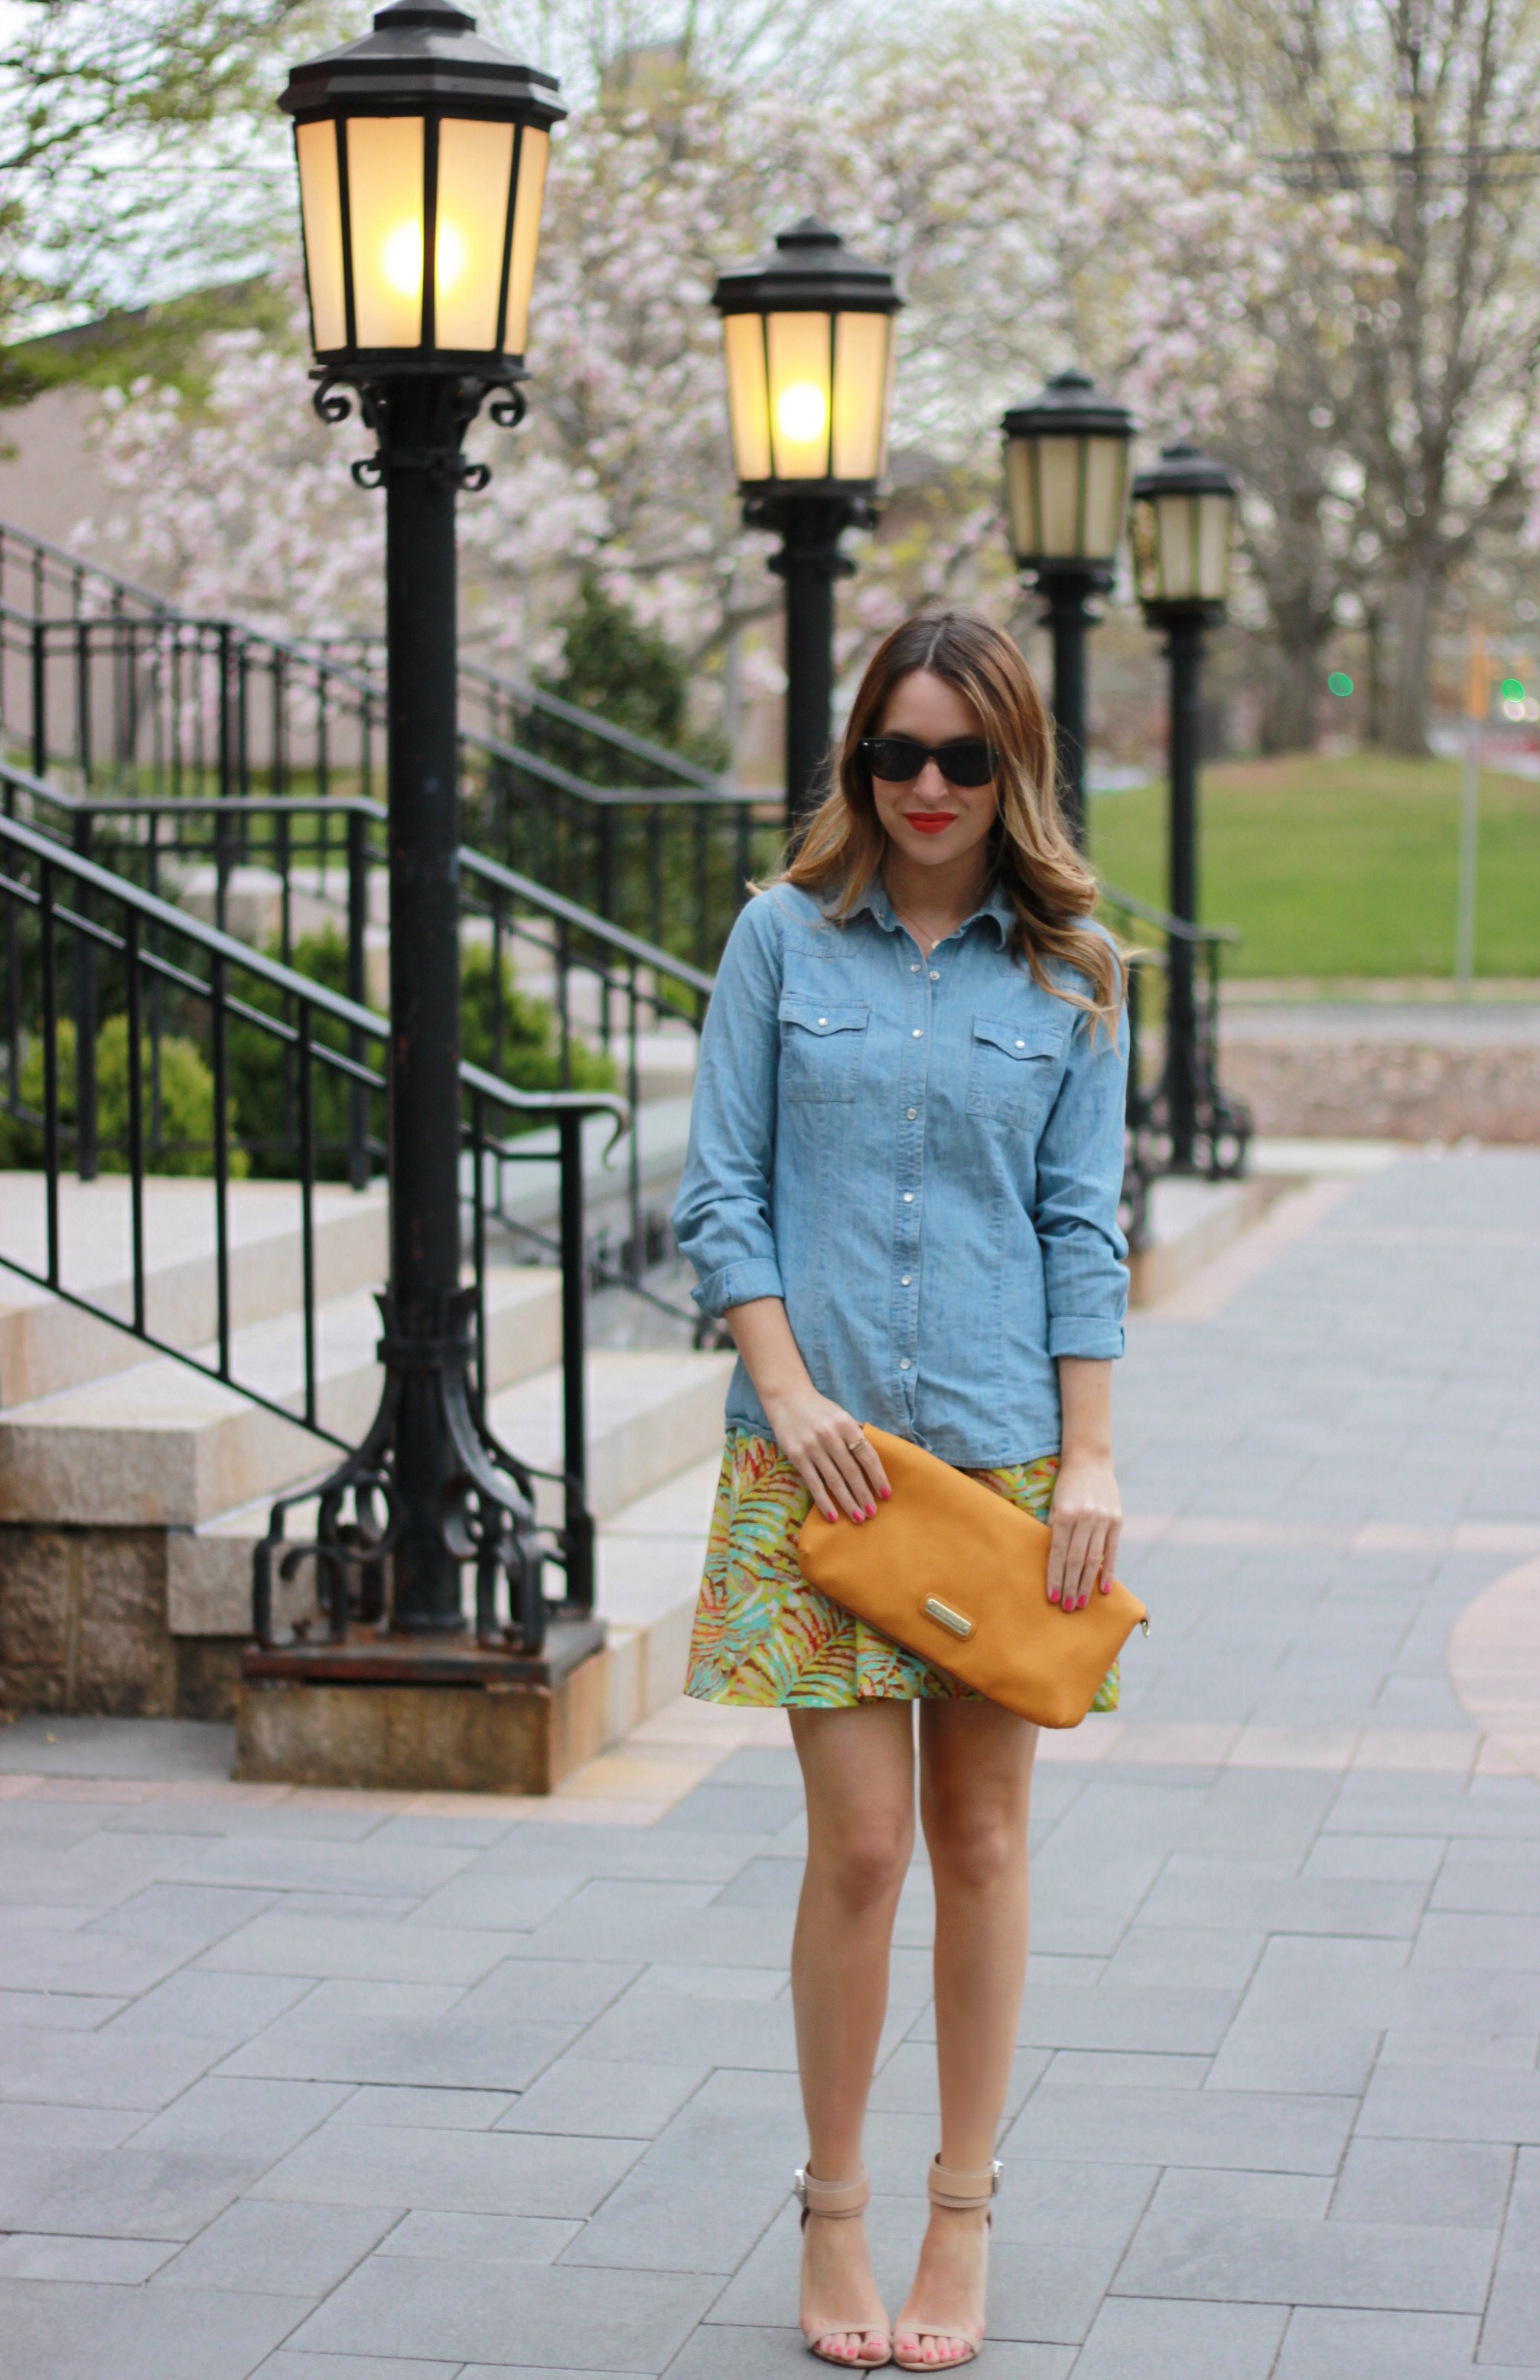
[{"left": 672, "top": 879, "right": 1130, "bottom": 1468}]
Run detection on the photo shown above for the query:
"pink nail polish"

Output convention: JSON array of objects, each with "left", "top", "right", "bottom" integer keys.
[
  {"left": 878, "top": 1486, "right": 891, "bottom": 1501},
  {"left": 865, "top": 1503, "right": 876, "bottom": 1519}
]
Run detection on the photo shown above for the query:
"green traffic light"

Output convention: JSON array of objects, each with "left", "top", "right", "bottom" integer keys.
[{"left": 1327, "top": 671, "right": 1353, "bottom": 696}]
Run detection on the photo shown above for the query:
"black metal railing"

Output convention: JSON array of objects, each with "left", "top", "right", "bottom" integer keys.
[
  {"left": 0, "top": 520, "right": 780, "bottom": 973},
  {"left": 0, "top": 758, "right": 715, "bottom": 1312},
  {"left": 1, "top": 520, "right": 1251, "bottom": 1260},
  {"left": 1102, "top": 885, "right": 1252, "bottom": 1248},
  {"left": 0, "top": 803, "right": 625, "bottom": 1646}
]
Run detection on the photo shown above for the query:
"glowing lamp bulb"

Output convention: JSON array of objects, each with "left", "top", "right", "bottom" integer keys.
[
  {"left": 380, "top": 220, "right": 423, "bottom": 298},
  {"left": 435, "top": 219, "right": 467, "bottom": 292},
  {"left": 776, "top": 380, "right": 828, "bottom": 444}
]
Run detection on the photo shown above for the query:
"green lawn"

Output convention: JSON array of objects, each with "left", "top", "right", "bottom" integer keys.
[{"left": 1089, "top": 752, "right": 1540, "bottom": 979}]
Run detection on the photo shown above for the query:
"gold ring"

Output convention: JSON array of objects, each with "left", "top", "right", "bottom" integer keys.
[{"left": 845, "top": 1438, "right": 864, "bottom": 1452}]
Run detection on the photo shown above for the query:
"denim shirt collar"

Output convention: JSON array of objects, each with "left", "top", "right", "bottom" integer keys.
[{"left": 835, "top": 877, "right": 1016, "bottom": 945}]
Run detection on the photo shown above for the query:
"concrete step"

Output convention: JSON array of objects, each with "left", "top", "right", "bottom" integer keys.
[
  {"left": 168, "top": 1346, "right": 734, "bottom": 1638},
  {"left": 1127, "top": 1173, "right": 1291, "bottom": 1306},
  {"left": 0, "top": 1264, "right": 560, "bottom": 1531},
  {"left": 0, "top": 1175, "right": 389, "bottom": 1410},
  {"left": 594, "top": 1452, "right": 721, "bottom": 1739},
  {"left": 486, "top": 1094, "right": 694, "bottom": 1244},
  {"left": 490, "top": 1347, "right": 734, "bottom": 1528}
]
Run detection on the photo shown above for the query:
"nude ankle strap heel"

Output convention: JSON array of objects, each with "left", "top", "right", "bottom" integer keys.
[
  {"left": 795, "top": 2167, "right": 890, "bottom": 2369},
  {"left": 892, "top": 2158, "right": 1002, "bottom": 2372},
  {"left": 926, "top": 2156, "right": 1002, "bottom": 2213}
]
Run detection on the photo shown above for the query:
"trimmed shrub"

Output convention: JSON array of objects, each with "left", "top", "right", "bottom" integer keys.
[{"left": 0, "top": 1016, "right": 248, "bottom": 1178}]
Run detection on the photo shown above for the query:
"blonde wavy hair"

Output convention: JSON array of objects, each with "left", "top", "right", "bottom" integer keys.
[{"left": 781, "top": 608, "right": 1122, "bottom": 1029}]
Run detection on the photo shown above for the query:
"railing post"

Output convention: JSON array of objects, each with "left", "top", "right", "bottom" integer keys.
[
  {"left": 347, "top": 805, "right": 369, "bottom": 1191},
  {"left": 217, "top": 623, "right": 234, "bottom": 804},
  {"left": 211, "top": 948, "right": 232, "bottom": 1380},
  {"left": 556, "top": 914, "right": 571, "bottom": 1087},
  {"left": 71, "top": 810, "right": 98, "bottom": 1182},
  {"left": 236, "top": 637, "right": 251, "bottom": 858},
  {"left": 558, "top": 1107, "right": 594, "bottom": 1614},
  {"left": 490, "top": 895, "right": 509, "bottom": 1080},
  {"left": 117, "top": 595, "right": 135, "bottom": 778},
  {"left": 627, "top": 969, "right": 642, "bottom": 1286},
  {"left": 75, "top": 616, "right": 92, "bottom": 787},
  {"left": 31, "top": 620, "right": 47, "bottom": 780},
  {"left": 146, "top": 813, "right": 164, "bottom": 1149},
  {"left": 3, "top": 779, "right": 18, "bottom": 1110},
  {"left": 125, "top": 908, "right": 146, "bottom": 1334},
  {"left": 40, "top": 861, "right": 60, "bottom": 1284}
]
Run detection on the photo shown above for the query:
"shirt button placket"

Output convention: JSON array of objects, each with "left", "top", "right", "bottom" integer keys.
[{"left": 897, "top": 950, "right": 930, "bottom": 1398}]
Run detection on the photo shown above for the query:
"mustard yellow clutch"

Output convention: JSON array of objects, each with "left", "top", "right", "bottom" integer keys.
[{"left": 796, "top": 1424, "right": 1147, "bottom": 1728}]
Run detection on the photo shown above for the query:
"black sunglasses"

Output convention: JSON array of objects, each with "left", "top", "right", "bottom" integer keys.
[{"left": 858, "top": 735, "right": 997, "bottom": 789}]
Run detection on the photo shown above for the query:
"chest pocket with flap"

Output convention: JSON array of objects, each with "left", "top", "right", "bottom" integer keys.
[
  {"left": 779, "top": 994, "right": 871, "bottom": 1104},
  {"left": 965, "top": 1015, "right": 1063, "bottom": 1130}
]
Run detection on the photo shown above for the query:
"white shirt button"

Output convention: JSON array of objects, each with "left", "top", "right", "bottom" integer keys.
[
  {"left": 818, "top": 1016, "right": 827, "bottom": 1026},
  {"left": 910, "top": 963, "right": 920, "bottom": 973},
  {"left": 899, "top": 1359, "right": 911, "bottom": 1371},
  {"left": 900, "top": 1274, "right": 911, "bottom": 1286},
  {"left": 930, "top": 970, "right": 940, "bottom": 981},
  {"left": 903, "top": 1192, "right": 913, "bottom": 1203},
  {"left": 906, "top": 1107, "right": 917, "bottom": 1120},
  {"left": 912, "top": 1028, "right": 922, "bottom": 1038},
  {"left": 1015, "top": 1038, "right": 1024, "bottom": 1048}
]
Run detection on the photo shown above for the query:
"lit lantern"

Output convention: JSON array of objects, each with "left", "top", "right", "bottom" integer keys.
[
  {"left": 712, "top": 219, "right": 903, "bottom": 495},
  {"left": 1131, "top": 441, "right": 1238, "bottom": 615},
  {"left": 1001, "top": 370, "right": 1134, "bottom": 581},
  {"left": 279, "top": 0, "right": 565, "bottom": 370}
]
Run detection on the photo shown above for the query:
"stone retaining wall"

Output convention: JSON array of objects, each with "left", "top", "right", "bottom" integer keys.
[
  {"left": 0, "top": 1525, "right": 239, "bottom": 1719},
  {"left": 1219, "top": 1041, "right": 1540, "bottom": 1143}
]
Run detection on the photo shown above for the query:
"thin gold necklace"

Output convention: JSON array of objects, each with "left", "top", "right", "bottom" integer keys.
[{"left": 889, "top": 897, "right": 968, "bottom": 957}]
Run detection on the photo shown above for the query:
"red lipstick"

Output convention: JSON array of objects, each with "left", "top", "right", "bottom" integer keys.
[{"left": 908, "top": 813, "right": 955, "bottom": 834}]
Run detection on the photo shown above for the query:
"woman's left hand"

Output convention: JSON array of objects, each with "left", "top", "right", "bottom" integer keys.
[{"left": 1047, "top": 1452, "right": 1122, "bottom": 1612}]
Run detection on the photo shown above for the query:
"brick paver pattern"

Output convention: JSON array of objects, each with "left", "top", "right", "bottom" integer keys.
[{"left": 2, "top": 1149, "right": 1540, "bottom": 2378}]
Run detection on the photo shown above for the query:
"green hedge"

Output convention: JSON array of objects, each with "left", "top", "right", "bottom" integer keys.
[{"left": 0, "top": 1016, "right": 248, "bottom": 1178}]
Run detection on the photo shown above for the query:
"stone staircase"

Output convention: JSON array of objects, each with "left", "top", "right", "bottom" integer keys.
[{"left": 0, "top": 1172, "right": 730, "bottom": 1753}]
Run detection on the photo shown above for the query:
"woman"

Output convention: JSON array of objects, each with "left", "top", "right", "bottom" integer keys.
[{"left": 672, "top": 611, "right": 1128, "bottom": 2371}]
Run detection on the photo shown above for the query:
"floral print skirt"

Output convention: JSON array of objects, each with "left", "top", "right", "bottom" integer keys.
[{"left": 685, "top": 1428, "right": 1121, "bottom": 1712}]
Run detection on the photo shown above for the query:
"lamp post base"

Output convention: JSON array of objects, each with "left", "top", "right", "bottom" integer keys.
[
  {"left": 234, "top": 1614, "right": 609, "bottom": 1795},
  {"left": 252, "top": 1288, "right": 590, "bottom": 1661}
]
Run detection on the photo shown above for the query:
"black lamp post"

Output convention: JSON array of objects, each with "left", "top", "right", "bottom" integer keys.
[
  {"left": 1002, "top": 370, "right": 1133, "bottom": 849},
  {"left": 261, "top": 1, "right": 583, "bottom": 1650},
  {"left": 712, "top": 220, "right": 903, "bottom": 832},
  {"left": 1130, "top": 439, "right": 1238, "bottom": 1169}
]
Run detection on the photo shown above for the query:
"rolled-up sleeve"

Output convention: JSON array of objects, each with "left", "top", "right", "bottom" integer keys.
[
  {"left": 672, "top": 894, "right": 785, "bottom": 1317},
  {"left": 1033, "top": 981, "right": 1130, "bottom": 1360}
]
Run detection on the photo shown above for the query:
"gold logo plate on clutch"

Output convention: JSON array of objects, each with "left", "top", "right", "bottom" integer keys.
[{"left": 923, "top": 1596, "right": 974, "bottom": 1640}]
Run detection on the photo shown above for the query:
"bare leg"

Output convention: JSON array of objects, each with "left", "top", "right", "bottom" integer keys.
[
  {"left": 790, "top": 1700, "right": 917, "bottom": 2365},
  {"left": 894, "top": 1700, "right": 1037, "bottom": 2368}
]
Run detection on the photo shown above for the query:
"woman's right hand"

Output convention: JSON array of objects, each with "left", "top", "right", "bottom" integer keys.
[
  {"left": 761, "top": 1383, "right": 892, "bottom": 1524},
  {"left": 724, "top": 1297, "right": 892, "bottom": 1524}
]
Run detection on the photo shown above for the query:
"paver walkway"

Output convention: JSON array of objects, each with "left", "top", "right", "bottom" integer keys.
[{"left": 3, "top": 1148, "right": 1540, "bottom": 2380}]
